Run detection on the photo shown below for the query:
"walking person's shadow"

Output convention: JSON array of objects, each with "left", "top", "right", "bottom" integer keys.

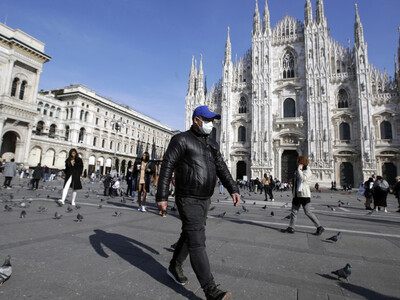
[{"left": 89, "top": 229, "right": 201, "bottom": 299}]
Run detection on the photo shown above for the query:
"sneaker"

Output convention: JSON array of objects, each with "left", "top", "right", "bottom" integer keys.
[
  {"left": 271, "top": 198, "right": 274, "bottom": 202},
  {"left": 6, "top": 187, "right": 11, "bottom": 190},
  {"left": 162, "top": 211, "right": 167, "bottom": 217},
  {"left": 56, "top": 199, "right": 64, "bottom": 206},
  {"left": 281, "top": 227, "right": 295, "bottom": 234},
  {"left": 158, "top": 210, "right": 163, "bottom": 215},
  {"left": 167, "top": 265, "right": 189, "bottom": 286},
  {"left": 141, "top": 206, "right": 146, "bottom": 212},
  {"left": 396, "top": 209, "right": 400, "bottom": 213},
  {"left": 315, "top": 226, "right": 325, "bottom": 236},
  {"left": 205, "top": 285, "right": 232, "bottom": 300},
  {"left": 137, "top": 206, "right": 142, "bottom": 211},
  {"left": 384, "top": 208, "right": 388, "bottom": 213}
]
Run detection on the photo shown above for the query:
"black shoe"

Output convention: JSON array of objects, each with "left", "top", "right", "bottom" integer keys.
[
  {"left": 365, "top": 207, "right": 373, "bottom": 210},
  {"left": 167, "top": 265, "right": 188, "bottom": 286},
  {"left": 315, "top": 226, "right": 325, "bottom": 236},
  {"left": 396, "top": 209, "right": 400, "bottom": 213},
  {"left": 205, "top": 285, "right": 232, "bottom": 300},
  {"left": 281, "top": 227, "right": 295, "bottom": 234}
]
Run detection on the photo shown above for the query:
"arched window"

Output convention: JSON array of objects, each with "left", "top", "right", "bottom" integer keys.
[
  {"left": 49, "top": 106, "right": 55, "bottom": 117},
  {"left": 93, "top": 137, "right": 97, "bottom": 146},
  {"left": 282, "top": 52, "right": 295, "bottom": 78},
  {"left": 55, "top": 108, "right": 61, "bottom": 118},
  {"left": 11, "top": 78, "right": 19, "bottom": 97},
  {"left": 65, "top": 109, "right": 69, "bottom": 120},
  {"left": 238, "top": 126, "right": 246, "bottom": 142},
  {"left": 124, "top": 144, "right": 127, "bottom": 152},
  {"left": 338, "top": 89, "right": 349, "bottom": 108},
  {"left": 36, "top": 121, "right": 44, "bottom": 135},
  {"left": 102, "top": 139, "right": 106, "bottom": 148},
  {"left": 65, "top": 126, "right": 70, "bottom": 140},
  {"left": 70, "top": 109, "right": 73, "bottom": 119},
  {"left": 339, "top": 122, "right": 351, "bottom": 140},
  {"left": 43, "top": 104, "right": 49, "bottom": 115},
  {"left": 37, "top": 102, "right": 43, "bottom": 112},
  {"left": 84, "top": 111, "right": 88, "bottom": 122},
  {"left": 283, "top": 98, "right": 295, "bottom": 117},
  {"left": 78, "top": 128, "right": 85, "bottom": 143},
  {"left": 239, "top": 97, "right": 247, "bottom": 113},
  {"left": 80, "top": 110, "right": 84, "bottom": 121},
  {"left": 48, "top": 124, "right": 56, "bottom": 138},
  {"left": 380, "top": 121, "right": 393, "bottom": 140},
  {"left": 117, "top": 143, "right": 120, "bottom": 151},
  {"left": 110, "top": 141, "right": 113, "bottom": 150},
  {"left": 19, "top": 80, "right": 27, "bottom": 100}
]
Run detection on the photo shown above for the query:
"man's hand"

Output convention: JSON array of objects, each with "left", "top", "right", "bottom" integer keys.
[
  {"left": 232, "top": 193, "right": 240, "bottom": 207},
  {"left": 157, "top": 201, "right": 168, "bottom": 211}
]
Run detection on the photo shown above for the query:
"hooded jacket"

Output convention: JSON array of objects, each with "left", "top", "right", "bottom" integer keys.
[{"left": 156, "top": 126, "right": 238, "bottom": 201}]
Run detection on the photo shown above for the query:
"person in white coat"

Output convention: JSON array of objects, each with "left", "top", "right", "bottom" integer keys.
[{"left": 282, "top": 156, "right": 324, "bottom": 235}]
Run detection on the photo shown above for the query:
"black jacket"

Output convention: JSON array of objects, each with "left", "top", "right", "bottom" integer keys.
[
  {"left": 64, "top": 156, "right": 84, "bottom": 190},
  {"left": 156, "top": 126, "right": 239, "bottom": 201},
  {"left": 32, "top": 166, "right": 43, "bottom": 180}
]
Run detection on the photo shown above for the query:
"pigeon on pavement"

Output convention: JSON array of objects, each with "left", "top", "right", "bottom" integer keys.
[
  {"left": 76, "top": 214, "right": 84, "bottom": 222},
  {"left": 37, "top": 206, "right": 47, "bottom": 212},
  {"left": 242, "top": 205, "right": 249, "bottom": 212},
  {"left": 4, "top": 205, "right": 12, "bottom": 212},
  {"left": 326, "top": 232, "right": 342, "bottom": 242},
  {"left": 20, "top": 210, "right": 26, "bottom": 218},
  {"left": 262, "top": 205, "right": 267, "bottom": 209},
  {"left": 66, "top": 206, "right": 73, "bottom": 213},
  {"left": 217, "top": 212, "right": 226, "bottom": 218},
  {"left": 331, "top": 263, "right": 351, "bottom": 281},
  {"left": 75, "top": 205, "right": 81, "bottom": 209},
  {"left": 270, "top": 211, "right": 275, "bottom": 217},
  {"left": 0, "top": 255, "right": 12, "bottom": 287},
  {"left": 113, "top": 211, "right": 122, "bottom": 217},
  {"left": 209, "top": 206, "right": 216, "bottom": 211},
  {"left": 54, "top": 212, "right": 62, "bottom": 219},
  {"left": 98, "top": 205, "right": 102, "bottom": 209}
]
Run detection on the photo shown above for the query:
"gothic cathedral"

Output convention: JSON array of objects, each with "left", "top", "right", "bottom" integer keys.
[{"left": 185, "top": 0, "right": 400, "bottom": 187}]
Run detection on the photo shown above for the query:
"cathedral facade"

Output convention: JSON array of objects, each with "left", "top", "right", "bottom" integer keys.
[{"left": 185, "top": 0, "right": 400, "bottom": 186}]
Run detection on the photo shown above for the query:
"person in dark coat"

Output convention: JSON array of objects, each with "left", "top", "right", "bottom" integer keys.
[
  {"left": 135, "top": 152, "right": 155, "bottom": 212},
  {"left": 125, "top": 165, "right": 135, "bottom": 197},
  {"left": 393, "top": 176, "right": 400, "bottom": 213},
  {"left": 363, "top": 177, "right": 374, "bottom": 210},
  {"left": 31, "top": 163, "right": 44, "bottom": 190},
  {"left": 57, "top": 148, "right": 83, "bottom": 206},
  {"left": 373, "top": 175, "right": 389, "bottom": 212}
]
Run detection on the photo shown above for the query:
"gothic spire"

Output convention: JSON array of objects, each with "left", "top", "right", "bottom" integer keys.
[
  {"left": 188, "top": 56, "right": 195, "bottom": 94},
  {"left": 224, "top": 27, "right": 232, "bottom": 64},
  {"left": 315, "top": 0, "right": 325, "bottom": 25},
  {"left": 199, "top": 53, "right": 204, "bottom": 76},
  {"left": 304, "top": 0, "right": 313, "bottom": 27},
  {"left": 354, "top": 3, "right": 365, "bottom": 47},
  {"left": 253, "top": 0, "right": 261, "bottom": 35},
  {"left": 263, "top": 0, "right": 271, "bottom": 34},
  {"left": 397, "top": 26, "right": 400, "bottom": 67}
]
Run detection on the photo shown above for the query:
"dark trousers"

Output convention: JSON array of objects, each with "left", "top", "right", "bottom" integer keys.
[
  {"left": 171, "top": 197, "right": 215, "bottom": 290},
  {"left": 126, "top": 180, "right": 134, "bottom": 196},
  {"left": 3, "top": 177, "right": 12, "bottom": 187},
  {"left": 264, "top": 186, "right": 273, "bottom": 200},
  {"left": 31, "top": 179, "right": 40, "bottom": 189}
]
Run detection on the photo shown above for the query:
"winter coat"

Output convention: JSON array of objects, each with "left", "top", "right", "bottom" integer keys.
[
  {"left": 32, "top": 165, "right": 43, "bottom": 179},
  {"left": 64, "top": 156, "right": 83, "bottom": 190},
  {"left": 156, "top": 126, "right": 239, "bottom": 201},
  {"left": 3, "top": 162, "right": 17, "bottom": 177},
  {"left": 134, "top": 160, "right": 155, "bottom": 192}
]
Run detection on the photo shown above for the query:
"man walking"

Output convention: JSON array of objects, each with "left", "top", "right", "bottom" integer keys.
[
  {"left": 3, "top": 158, "right": 17, "bottom": 189},
  {"left": 156, "top": 106, "right": 240, "bottom": 300}
]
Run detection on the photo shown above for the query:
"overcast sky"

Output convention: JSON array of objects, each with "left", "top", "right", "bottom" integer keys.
[{"left": 1, "top": 0, "right": 399, "bottom": 131}]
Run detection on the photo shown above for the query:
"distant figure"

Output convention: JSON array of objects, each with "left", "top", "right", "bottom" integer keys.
[
  {"left": 393, "top": 176, "right": 400, "bottom": 213},
  {"left": 31, "top": 163, "right": 43, "bottom": 190},
  {"left": 315, "top": 183, "right": 319, "bottom": 192},
  {"left": 2, "top": 158, "right": 17, "bottom": 189},
  {"left": 373, "top": 176, "right": 389, "bottom": 212},
  {"left": 135, "top": 152, "right": 154, "bottom": 212},
  {"left": 126, "top": 165, "right": 135, "bottom": 197},
  {"left": 363, "top": 177, "right": 374, "bottom": 210}
]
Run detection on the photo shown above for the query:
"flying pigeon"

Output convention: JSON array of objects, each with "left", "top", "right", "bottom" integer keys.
[
  {"left": 270, "top": 211, "right": 274, "bottom": 217},
  {"left": 54, "top": 212, "right": 62, "bottom": 219},
  {"left": 209, "top": 206, "right": 216, "bottom": 211},
  {"left": 331, "top": 263, "right": 351, "bottom": 281},
  {"left": 326, "top": 232, "right": 342, "bottom": 243},
  {"left": 76, "top": 214, "right": 84, "bottom": 222},
  {"left": 0, "top": 255, "right": 12, "bottom": 287},
  {"left": 113, "top": 211, "right": 122, "bottom": 217},
  {"left": 20, "top": 210, "right": 26, "bottom": 218},
  {"left": 66, "top": 206, "right": 73, "bottom": 213},
  {"left": 217, "top": 212, "right": 226, "bottom": 218}
]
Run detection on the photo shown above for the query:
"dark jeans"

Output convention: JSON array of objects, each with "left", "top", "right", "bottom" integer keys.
[
  {"left": 31, "top": 179, "right": 40, "bottom": 189},
  {"left": 3, "top": 177, "right": 12, "bottom": 187},
  {"left": 264, "top": 186, "right": 273, "bottom": 200},
  {"left": 126, "top": 179, "right": 134, "bottom": 196},
  {"left": 170, "top": 197, "right": 215, "bottom": 290}
]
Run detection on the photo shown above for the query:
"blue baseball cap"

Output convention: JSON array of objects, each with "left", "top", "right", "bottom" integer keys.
[{"left": 192, "top": 105, "right": 221, "bottom": 120}]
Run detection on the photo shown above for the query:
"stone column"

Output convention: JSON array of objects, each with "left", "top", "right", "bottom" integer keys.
[{"left": 23, "top": 124, "right": 33, "bottom": 165}]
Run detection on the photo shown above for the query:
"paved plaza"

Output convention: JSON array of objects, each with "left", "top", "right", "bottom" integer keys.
[{"left": 0, "top": 177, "right": 399, "bottom": 300}]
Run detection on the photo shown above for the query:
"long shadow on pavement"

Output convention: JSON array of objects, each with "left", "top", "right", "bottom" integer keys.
[{"left": 89, "top": 229, "right": 201, "bottom": 300}]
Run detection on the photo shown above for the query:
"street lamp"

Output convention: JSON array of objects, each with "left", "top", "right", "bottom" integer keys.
[{"left": 110, "top": 120, "right": 125, "bottom": 173}]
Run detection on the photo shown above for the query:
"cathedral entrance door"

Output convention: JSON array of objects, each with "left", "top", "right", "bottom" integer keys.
[
  {"left": 236, "top": 161, "right": 246, "bottom": 180},
  {"left": 281, "top": 150, "right": 298, "bottom": 183},
  {"left": 382, "top": 162, "right": 397, "bottom": 185},
  {"left": 340, "top": 162, "right": 354, "bottom": 187}
]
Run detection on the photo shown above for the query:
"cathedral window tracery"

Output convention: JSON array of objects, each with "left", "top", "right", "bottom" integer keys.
[
  {"left": 380, "top": 121, "right": 393, "bottom": 140},
  {"left": 239, "top": 96, "right": 247, "bottom": 113},
  {"left": 283, "top": 98, "right": 296, "bottom": 118},
  {"left": 338, "top": 89, "right": 349, "bottom": 108},
  {"left": 282, "top": 51, "right": 295, "bottom": 78}
]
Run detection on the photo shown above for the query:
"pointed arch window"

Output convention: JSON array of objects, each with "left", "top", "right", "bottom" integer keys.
[
  {"left": 239, "top": 96, "right": 247, "bottom": 113},
  {"left": 19, "top": 80, "right": 27, "bottom": 100},
  {"left": 283, "top": 98, "right": 296, "bottom": 118},
  {"left": 282, "top": 52, "right": 295, "bottom": 78},
  {"left": 380, "top": 121, "right": 392, "bottom": 140},
  {"left": 339, "top": 122, "right": 351, "bottom": 140},
  {"left": 238, "top": 126, "right": 246, "bottom": 142},
  {"left": 11, "top": 78, "right": 19, "bottom": 97},
  {"left": 338, "top": 89, "right": 349, "bottom": 108}
]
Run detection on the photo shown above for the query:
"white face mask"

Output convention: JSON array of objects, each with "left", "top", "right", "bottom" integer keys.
[{"left": 198, "top": 119, "right": 214, "bottom": 135}]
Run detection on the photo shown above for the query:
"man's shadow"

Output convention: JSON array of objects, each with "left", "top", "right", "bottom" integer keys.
[{"left": 89, "top": 230, "right": 201, "bottom": 300}]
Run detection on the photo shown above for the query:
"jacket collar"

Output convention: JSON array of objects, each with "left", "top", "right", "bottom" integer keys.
[{"left": 190, "top": 125, "right": 209, "bottom": 138}]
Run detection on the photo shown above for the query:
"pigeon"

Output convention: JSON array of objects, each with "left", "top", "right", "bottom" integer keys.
[
  {"left": 75, "top": 205, "right": 81, "bottom": 209},
  {"left": 19, "top": 202, "right": 27, "bottom": 208},
  {"left": 47, "top": 195, "right": 50, "bottom": 199},
  {"left": 262, "top": 205, "right": 267, "bottom": 209},
  {"left": 0, "top": 255, "right": 12, "bottom": 287},
  {"left": 242, "top": 205, "right": 249, "bottom": 212},
  {"left": 330, "top": 207, "right": 336, "bottom": 211},
  {"left": 270, "top": 211, "right": 275, "bottom": 217},
  {"left": 209, "top": 206, "right": 216, "bottom": 211},
  {"left": 28, "top": 198, "right": 33, "bottom": 203},
  {"left": 20, "top": 210, "right": 27, "bottom": 218},
  {"left": 331, "top": 263, "right": 352, "bottom": 281},
  {"left": 326, "top": 232, "right": 342, "bottom": 243},
  {"left": 4, "top": 205, "right": 12, "bottom": 212},
  {"left": 54, "top": 212, "right": 62, "bottom": 219},
  {"left": 66, "top": 206, "right": 73, "bottom": 213},
  {"left": 113, "top": 211, "right": 122, "bottom": 217},
  {"left": 242, "top": 199, "right": 246, "bottom": 204},
  {"left": 76, "top": 214, "right": 84, "bottom": 222},
  {"left": 338, "top": 200, "right": 345, "bottom": 205},
  {"left": 282, "top": 214, "right": 291, "bottom": 220},
  {"left": 235, "top": 211, "right": 242, "bottom": 215},
  {"left": 98, "top": 205, "right": 102, "bottom": 209},
  {"left": 281, "top": 203, "right": 288, "bottom": 208},
  {"left": 217, "top": 212, "right": 226, "bottom": 218},
  {"left": 84, "top": 194, "right": 90, "bottom": 198},
  {"left": 253, "top": 202, "right": 256, "bottom": 205},
  {"left": 9, "top": 194, "right": 14, "bottom": 200},
  {"left": 100, "top": 198, "right": 105, "bottom": 202},
  {"left": 37, "top": 206, "right": 47, "bottom": 212}
]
